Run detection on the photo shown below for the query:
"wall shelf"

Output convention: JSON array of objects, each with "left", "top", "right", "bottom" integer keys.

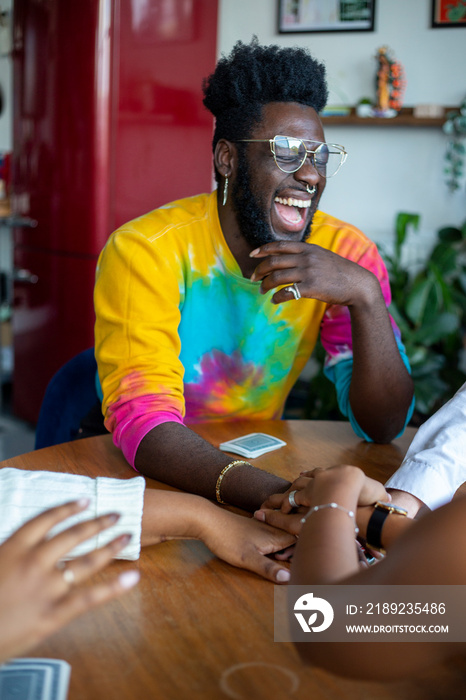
[{"left": 321, "top": 106, "right": 457, "bottom": 128}]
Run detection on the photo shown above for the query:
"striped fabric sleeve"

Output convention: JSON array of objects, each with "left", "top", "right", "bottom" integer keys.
[{"left": 0, "top": 469, "right": 145, "bottom": 560}]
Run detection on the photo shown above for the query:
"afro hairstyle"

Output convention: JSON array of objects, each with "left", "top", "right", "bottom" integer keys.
[{"left": 202, "top": 37, "right": 328, "bottom": 172}]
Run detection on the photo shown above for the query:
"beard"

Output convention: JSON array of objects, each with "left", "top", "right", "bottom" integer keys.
[{"left": 230, "top": 150, "right": 314, "bottom": 249}]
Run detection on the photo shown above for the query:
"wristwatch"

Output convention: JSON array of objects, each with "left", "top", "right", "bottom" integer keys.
[{"left": 365, "top": 501, "right": 408, "bottom": 553}]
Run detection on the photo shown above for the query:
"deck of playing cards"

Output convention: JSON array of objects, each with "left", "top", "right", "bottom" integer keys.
[
  {"left": 219, "top": 432, "right": 286, "bottom": 458},
  {"left": 0, "top": 658, "right": 71, "bottom": 700}
]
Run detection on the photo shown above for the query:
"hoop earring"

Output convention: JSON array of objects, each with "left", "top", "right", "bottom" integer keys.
[{"left": 222, "top": 176, "right": 229, "bottom": 206}]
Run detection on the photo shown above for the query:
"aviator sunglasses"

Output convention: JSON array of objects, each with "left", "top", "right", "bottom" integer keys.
[{"left": 237, "top": 135, "right": 348, "bottom": 178}]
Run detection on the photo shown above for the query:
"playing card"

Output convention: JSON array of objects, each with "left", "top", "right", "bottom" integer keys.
[
  {"left": 0, "top": 659, "right": 71, "bottom": 700},
  {"left": 219, "top": 432, "right": 286, "bottom": 458}
]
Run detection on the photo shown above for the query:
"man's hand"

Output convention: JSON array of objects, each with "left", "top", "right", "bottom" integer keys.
[
  {"left": 255, "top": 465, "right": 389, "bottom": 537},
  {"left": 250, "top": 241, "right": 376, "bottom": 307},
  {"left": 251, "top": 240, "right": 414, "bottom": 444},
  {"left": 260, "top": 474, "right": 312, "bottom": 512},
  {"left": 0, "top": 500, "right": 140, "bottom": 663}
]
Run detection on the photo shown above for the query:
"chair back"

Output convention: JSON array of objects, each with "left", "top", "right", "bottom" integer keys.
[{"left": 35, "top": 348, "right": 99, "bottom": 449}]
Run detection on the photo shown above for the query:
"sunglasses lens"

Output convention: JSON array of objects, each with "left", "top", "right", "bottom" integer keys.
[
  {"left": 273, "top": 136, "right": 306, "bottom": 172},
  {"left": 315, "top": 143, "right": 344, "bottom": 178},
  {"left": 272, "top": 136, "right": 345, "bottom": 177},
  {"left": 314, "top": 143, "right": 329, "bottom": 175}
]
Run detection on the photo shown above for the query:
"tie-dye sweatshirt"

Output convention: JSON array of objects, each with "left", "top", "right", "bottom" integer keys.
[{"left": 94, "top": 191, "right": 412, "bottom": 468}]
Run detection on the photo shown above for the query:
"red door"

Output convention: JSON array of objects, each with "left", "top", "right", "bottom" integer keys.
[{"left": 12, "top": 0, "right": 218, "bottom": 423}]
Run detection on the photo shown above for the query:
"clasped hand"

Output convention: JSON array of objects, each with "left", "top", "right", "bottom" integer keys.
[
  {"left": 250, "top": 241, "right": 376, "bottom": 307},
  {"left": 255, "top": 465, "right": 389, "bottom": 536}
]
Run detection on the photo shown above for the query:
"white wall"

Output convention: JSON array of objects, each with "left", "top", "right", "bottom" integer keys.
[
  {"left": 218, "top": 0, "right": 466, "bottom": 258},
  {"left": 0, "top": 0, "right": 465, "bottom": 255}
]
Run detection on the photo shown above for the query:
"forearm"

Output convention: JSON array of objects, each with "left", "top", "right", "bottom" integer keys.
[
  {"left": 386, "top": 489, "right": 425, "bottom": 518},
  {"left": 135, "top": 422, "right": 290, "bottom": 511},
  {"left": 356, "top": 504, "right": 414, "bottom": 550},
  {"left": 292, "top": 481, "right": 466, "bottom": 679},
  {"left": 141, "top": 488, "right": 219, "bottom": 546},
  {"left": 141, "top": 487, "right": 296, "bottom": 584},
  {"left": 348, "top": 282, "right": 413, "bottom": 442},
  {"left": 291, "top": 480, "right": 457, "bottom": 679},
  {"left": 290, "top": 468, "right": 363, "bottom": 585}
]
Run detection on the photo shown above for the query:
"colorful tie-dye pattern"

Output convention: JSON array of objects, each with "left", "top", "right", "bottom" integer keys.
[
  {"left": 320, "top": 240, "right": 402, "bottom": 368},
  {"left": 94, "top": 192, "right": 407, "bottom": 467}
]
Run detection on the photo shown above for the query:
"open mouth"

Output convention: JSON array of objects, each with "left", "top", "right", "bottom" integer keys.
[{"left": 273, "top": 195, "right": 313, "bottom": 230}]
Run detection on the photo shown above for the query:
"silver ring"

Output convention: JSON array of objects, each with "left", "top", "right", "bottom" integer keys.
[
  {"left": 306, "top": 184, "right": 316, "bottom": 196},
  {"left": 63, "top": 567, "right": 75, "bottom": 585},
  {"left": 284, "top": 283, "right": 301, "bottom": 301},
  {"left": 57, "top": 562, "right": 75, "bottom": 586},
  {"left": 288, "top": 490, "right": 299, "bottom": 509}
]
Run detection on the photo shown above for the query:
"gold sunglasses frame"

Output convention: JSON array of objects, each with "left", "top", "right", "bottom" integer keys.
[{"left": 237, "top": 135, "right": 348, "bottom": 178}]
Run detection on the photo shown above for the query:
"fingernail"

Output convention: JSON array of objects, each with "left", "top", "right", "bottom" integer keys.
[
  {"left": 118, "top": 570, "right": 140, "bottom": 589},
  {"left": 254, "top": 510, "right": 265, "bottom": 522},
  {"left": 250, "top": 273, "right": 256, "bottom": 282},
  {"left": 249, "top": 248, "right": 259, "bottom": 257},
  {"left": 117, "top": 533, "right": 132, "bottom": 546},
  {"left": 76, "top": 498, "right": 90, "bottom": 509},
  {"left": 276, "top": 569, "right": 291, "bottom": 582},
  {"left": 106, "top": 512, "right": 121, "bottom": 524}
]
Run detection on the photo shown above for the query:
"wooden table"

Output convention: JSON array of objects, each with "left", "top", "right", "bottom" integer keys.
[{"left": 2, "top": 421, "right": 465, "bottom": 700}]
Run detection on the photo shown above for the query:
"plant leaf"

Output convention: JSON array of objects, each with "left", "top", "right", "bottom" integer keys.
[
  {"left": 438, "top": 226, "right": 462, "bottom": 243},
  {"left": 413, "top": 374, "right": 448, "bottom": 415},
  {"left": 410, "top": 352, "right": 445, "bottom": 376},
  {"left": 405, "top": 278, "right": 433, "bottom": 325},
  {"left": 395, "top": 212, "right": 420, "bottom": 259},
  {"left": 429, "top": 242, "right": 457, "bottom": 276},
  {"left": 410, "top": 311, "right": 460, "bottom": 345}
]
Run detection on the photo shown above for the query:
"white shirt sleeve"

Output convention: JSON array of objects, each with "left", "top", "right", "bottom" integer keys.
[
  {"left": 0, "top": 468, "right": 145, "bottom": 560},
  {"left": 385, "top": 382, "right": 466, "bottom": 510}
]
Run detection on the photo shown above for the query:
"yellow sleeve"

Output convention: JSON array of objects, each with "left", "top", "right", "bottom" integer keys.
[{"left": 94, "top": 226, "right": 186, "bottom": 463}]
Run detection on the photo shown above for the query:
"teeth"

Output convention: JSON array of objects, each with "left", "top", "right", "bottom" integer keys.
[{"left": 274, "top": 196, "right": 312, "bottom": 208}]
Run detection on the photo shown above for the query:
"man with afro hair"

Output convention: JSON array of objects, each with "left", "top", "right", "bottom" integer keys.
[{"left": 94, "top": 39, "right": 415, "bottom": 514}]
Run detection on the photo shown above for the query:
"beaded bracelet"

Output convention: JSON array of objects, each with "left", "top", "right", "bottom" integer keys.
[
  {"left": 215, "top": 460, "right": 253, "bottom": 504},
  {"left": 300, "top": 502, "right": 359, "bottom": 535}
]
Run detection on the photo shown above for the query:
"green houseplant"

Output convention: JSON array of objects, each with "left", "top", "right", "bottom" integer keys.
[
  {"left": 443, "top": 97, "right": 466, "bottom": 192},
  {"left": 298, "top": 213, "right": 466, "bottom": 423},
  {"left": 382, "top": 213, "right": 466, "bottom": 418}
]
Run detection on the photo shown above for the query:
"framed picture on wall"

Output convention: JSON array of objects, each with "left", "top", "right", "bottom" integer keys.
[
  {"left": 278, "top": 0, "right": 376, "bottom": 34},
  {"left": 431, "top": 0, "right": 466, "bottom": 27}
]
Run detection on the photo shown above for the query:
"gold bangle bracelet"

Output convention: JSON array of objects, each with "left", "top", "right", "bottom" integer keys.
[{"left": 215, "top": 460, "right": 252, "bottom": 504}]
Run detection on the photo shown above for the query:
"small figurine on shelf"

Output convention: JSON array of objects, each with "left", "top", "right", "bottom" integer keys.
[{"left": 374, "top": 46, "right": 406, "bottom": 118}]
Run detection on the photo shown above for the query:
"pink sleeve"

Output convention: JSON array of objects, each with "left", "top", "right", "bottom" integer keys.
[
  {"left": 321, "top": 241, "right": 401, "bottom": 366},
  {"left": 112, "top": 409, "right": 184, "bottom": 470}
]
